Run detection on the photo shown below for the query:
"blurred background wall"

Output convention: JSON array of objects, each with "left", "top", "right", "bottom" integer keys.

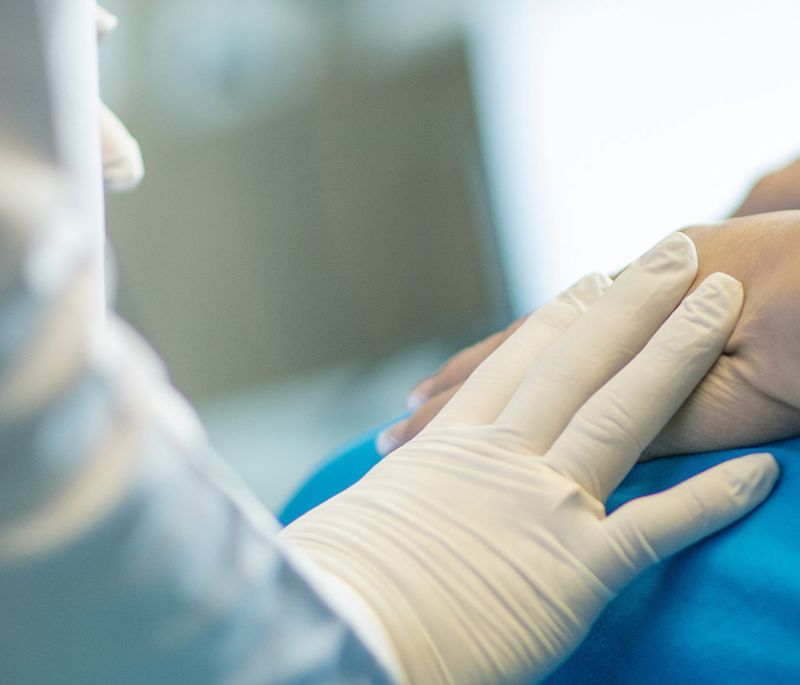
[
  {"left": 102, "top": 0, "right": 504, "bottom": 401},
  {"left": 99, "top": 0, "right": 800, "bottom": 509},
  {"left": 101, "top": 0, "right": 505, "bottom": 507}
]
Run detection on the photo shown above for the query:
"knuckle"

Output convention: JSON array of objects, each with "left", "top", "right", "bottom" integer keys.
[{"left": 574, "top": 395, "right": 644, "bottom": 455}]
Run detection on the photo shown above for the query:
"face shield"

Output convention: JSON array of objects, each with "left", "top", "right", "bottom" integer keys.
[
  {"left": 0, "top": 1, "right": 101, "bottom": 259},
  {"left": 0, "top": 2, "right": 143, "bottom": 202},
  {"left": 0, "top": 1, "right": 144, "bottom": 319},
  {"left": 0, "top": 5, "right": 58, "bottom": 162},
  {"left": 96, "top": 6, "right": 144, "bottom": 193}
]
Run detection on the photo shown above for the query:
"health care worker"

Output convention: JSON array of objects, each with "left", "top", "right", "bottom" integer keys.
[{"left": 0, "top": 3, "right": 779, "bottom": 683}]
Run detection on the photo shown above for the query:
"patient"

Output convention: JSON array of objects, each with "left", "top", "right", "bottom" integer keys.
[{"left": 386, "top": 195, "right": 800, "bottom": 459}]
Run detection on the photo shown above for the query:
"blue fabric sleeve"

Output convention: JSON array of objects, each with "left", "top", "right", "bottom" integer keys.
[
  {"left": 0, "top": 13, "right": 393, "bottom": 674},
  {"left": 280, "top": 430, "right": 800, "bottom": 683}
]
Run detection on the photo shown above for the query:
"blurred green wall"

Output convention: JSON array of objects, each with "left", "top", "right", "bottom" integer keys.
[{"left": 103, "top": 0, "right": 506, "bottom": 401}]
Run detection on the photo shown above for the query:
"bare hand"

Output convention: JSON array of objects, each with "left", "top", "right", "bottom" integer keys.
[
  {"left": 731, "top": 157, "right": 800, "bottom": 217},
  {"left": 379, "top": 211, "right": 800, "bottom": 458}
]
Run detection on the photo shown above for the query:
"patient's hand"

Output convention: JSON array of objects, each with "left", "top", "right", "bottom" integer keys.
[
  {"left": 380, "top": 211, "right": 800, "bottom": 458},
  {"left": 650, "top": 212, "right": 800, "bottom": 456},
  {"left": 732, "top": 157, "right": 800, "bottom": 218}
]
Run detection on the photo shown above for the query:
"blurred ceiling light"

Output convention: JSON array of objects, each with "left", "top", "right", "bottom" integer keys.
[{"left": 150, "top": 0, "right": 327, "bottom": 132}]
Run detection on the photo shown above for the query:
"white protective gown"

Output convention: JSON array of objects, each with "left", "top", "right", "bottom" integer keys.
[{"left": 0, "top": 3, "right": 390, "bottom": 683}]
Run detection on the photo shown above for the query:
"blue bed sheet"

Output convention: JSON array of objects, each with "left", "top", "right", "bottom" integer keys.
[{"left": 280, "top": 427, "right": 800, "bottom": 683}]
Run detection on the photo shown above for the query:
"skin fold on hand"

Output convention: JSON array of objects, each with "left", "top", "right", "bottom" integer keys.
[{"left": 389, "top": 210, "right": 800, "bottom": 458}]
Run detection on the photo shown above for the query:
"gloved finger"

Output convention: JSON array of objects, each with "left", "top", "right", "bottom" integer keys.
[
  {"left": 406, "top": 321, "right": 522, "bottom": 411},
  {"left": 428, "top": 272, "right": 611, "bottom": 428},
  {"left": 100, "top": 102, "right": 145, "bottom": 192},
  {"left": 544, "top": 272, "right": 743, "bottom": 500},
  {"left": 601, "top": 453, "right": 779, "bottom": 590},
  {"left": 377, "top": 384, "right": 460, "bottom": 455},
  {"left": 496, "top": 232, "right": 697, "bottom": 453}
]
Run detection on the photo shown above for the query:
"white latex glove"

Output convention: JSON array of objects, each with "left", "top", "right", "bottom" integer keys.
[
  {"left": 97, "top": 5, "right": 144, "bottom": 192},
  {"left": 281, "top": 233, "right": 779, "bottom": 684},
  {"left": 99, "top": 101, "right": 144, "bottom": 192}
]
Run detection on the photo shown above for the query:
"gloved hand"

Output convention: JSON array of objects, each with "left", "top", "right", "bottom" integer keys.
[
  {"left": 97, "top": 5, "right": 144, "bottom": 192},
  {"left": 281, "top": 233, "right": 778, "bottom": 684},
  {"left": 99, "top": 100, "right": 143, "bottom": 192},
  {"left": 383, "top": 211, "right": 800, "bottom": 459}
]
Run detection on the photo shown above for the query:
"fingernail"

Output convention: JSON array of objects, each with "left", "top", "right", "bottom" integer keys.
[
  {"left": 376, "top": 423, "right": 405, "bottom": 456},
  {"left": 639, "top": 232, "right": 696, "bottom": 273},
  {"left": 727, "top": 453, "right": 780, "bottom": 502},
  {"left": 406, "top": 380, "right": 433, "bottom": 411}
]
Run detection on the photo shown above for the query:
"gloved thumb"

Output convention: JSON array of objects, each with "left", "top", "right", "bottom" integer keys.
[{"left": 602, "top": 453, "right": 779, "bottom": 589}]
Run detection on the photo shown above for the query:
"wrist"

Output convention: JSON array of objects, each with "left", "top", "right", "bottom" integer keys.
[{"left": 278, "top": 533, "right": 405, "bottom": 683}]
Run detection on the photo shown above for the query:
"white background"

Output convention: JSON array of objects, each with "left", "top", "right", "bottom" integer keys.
[{"left": 469, "top": 0, "right": 800, "bottom": 312}]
